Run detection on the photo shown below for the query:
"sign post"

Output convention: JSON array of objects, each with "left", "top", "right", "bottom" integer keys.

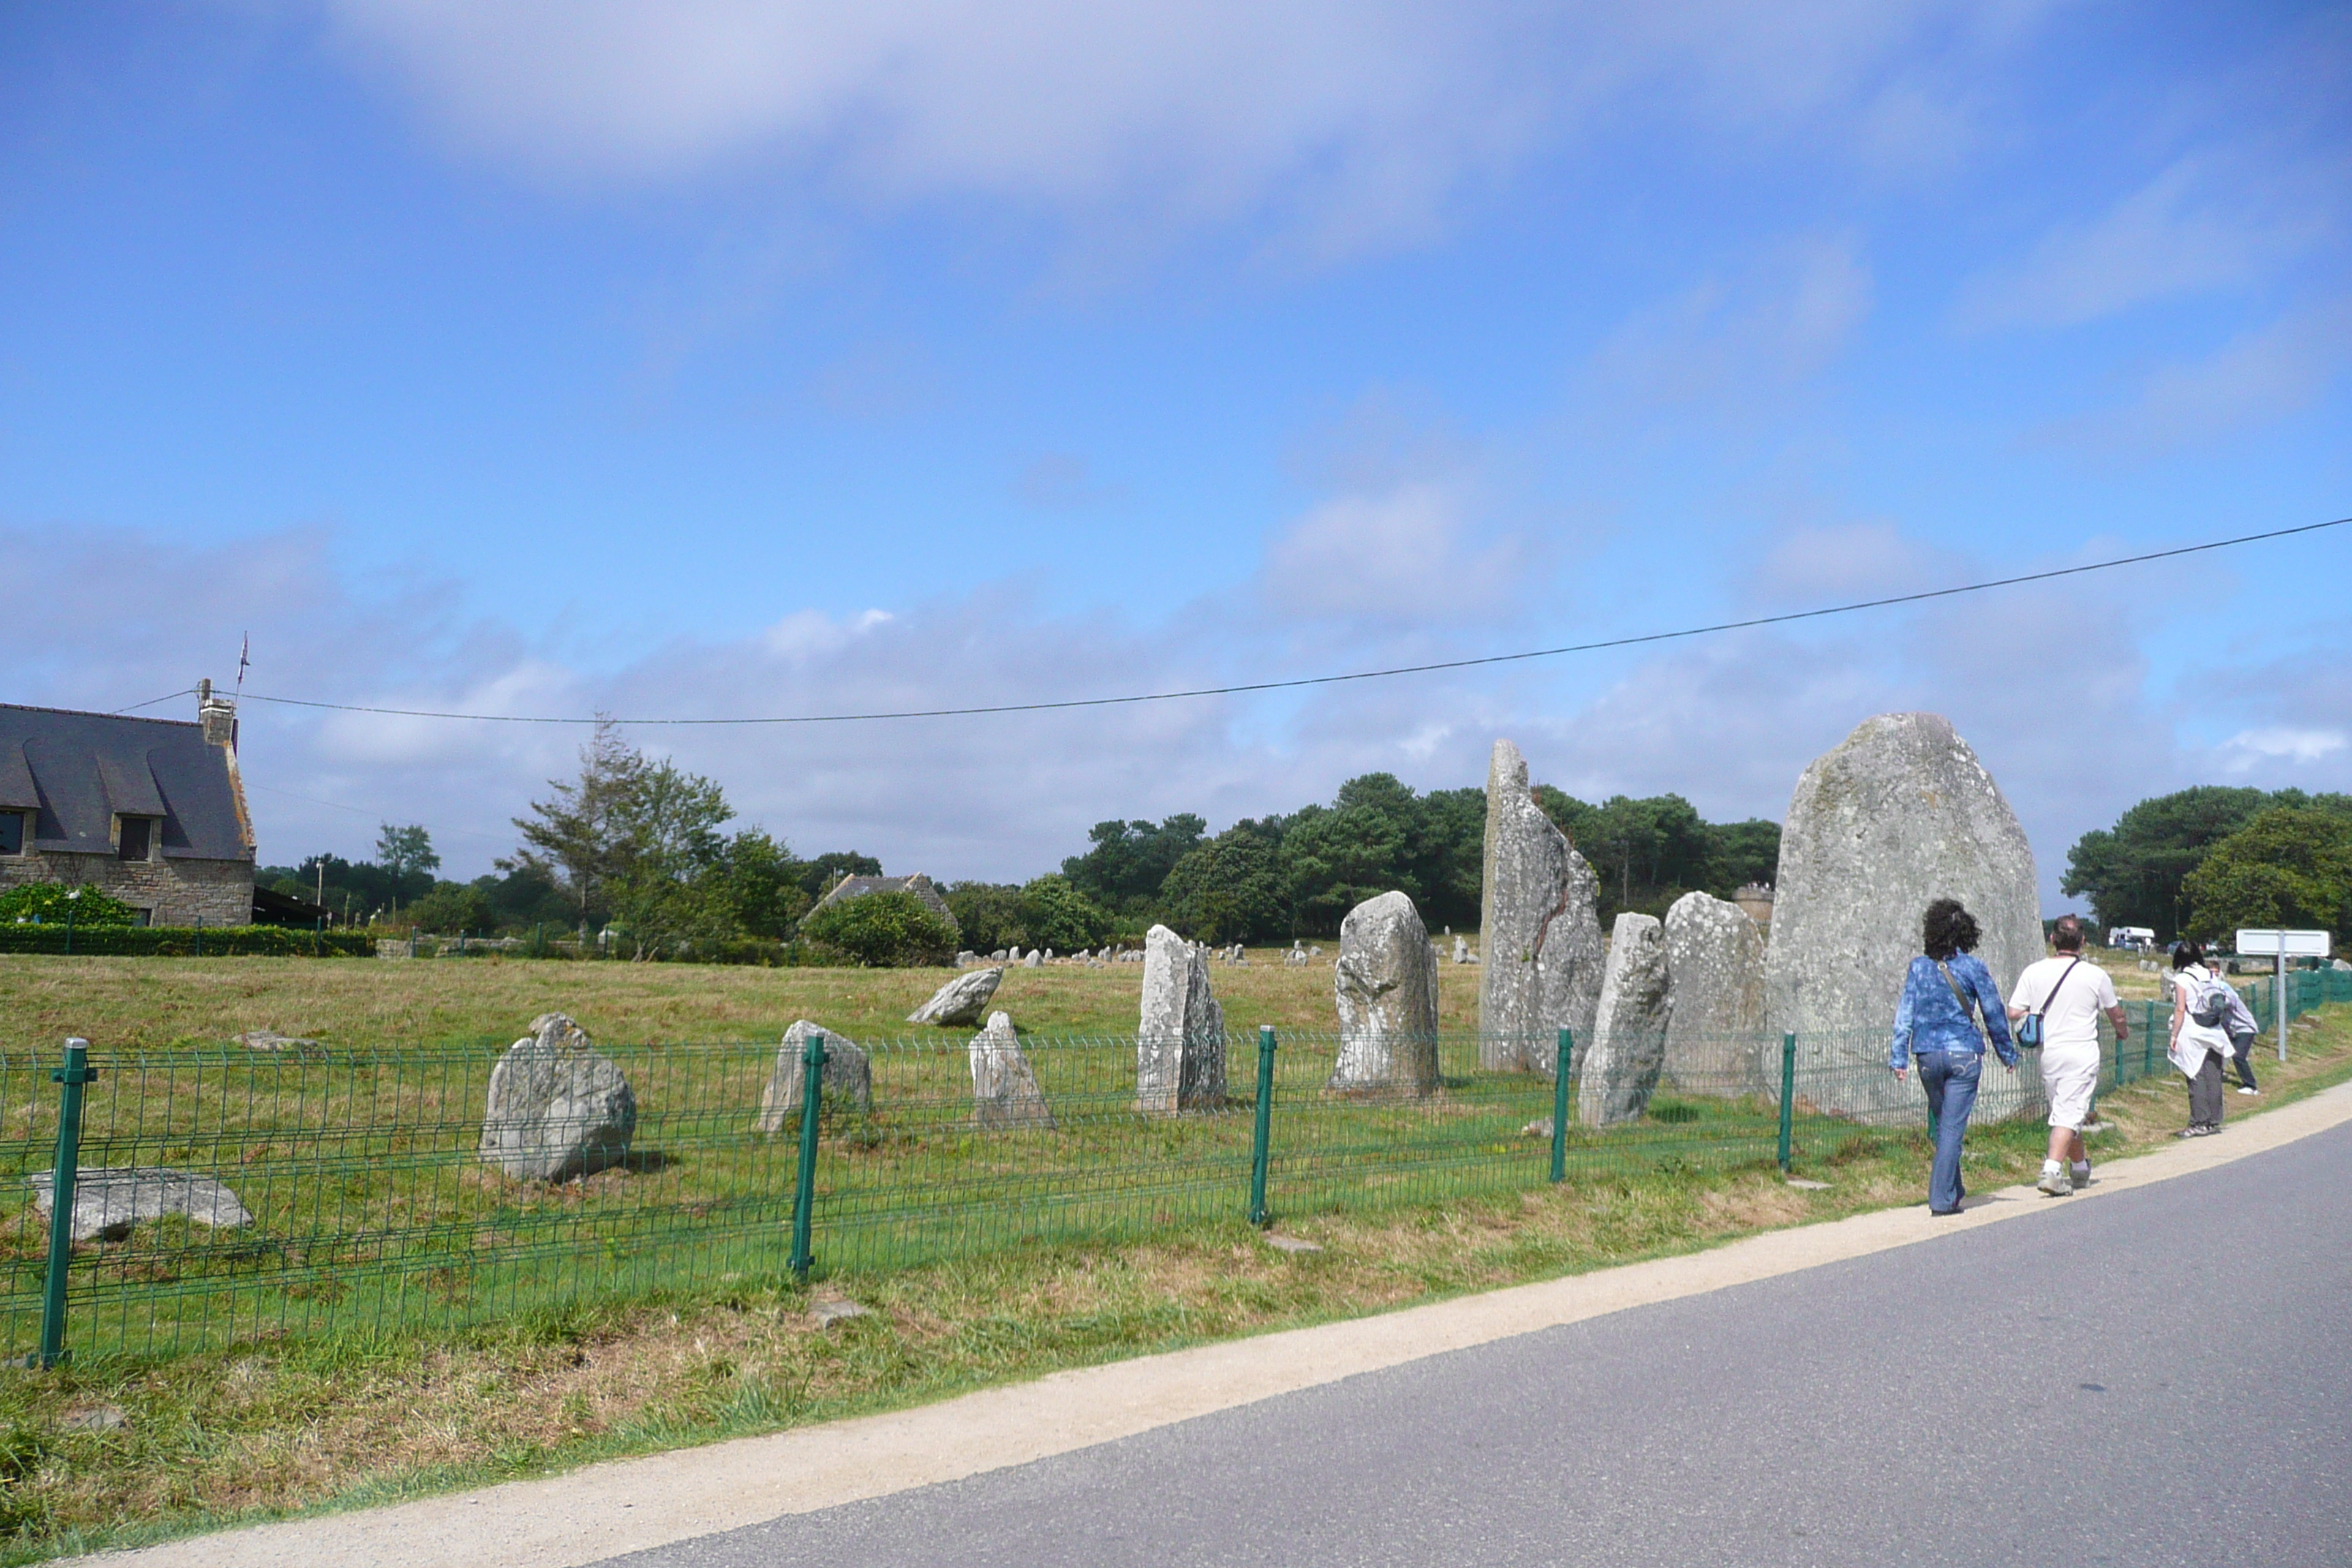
[{"left": 2236, "top": 930, "right": 2330, "bottom": 1062}]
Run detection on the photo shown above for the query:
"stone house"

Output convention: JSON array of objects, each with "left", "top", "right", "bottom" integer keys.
[
  {"left": 809, "top": 872, "right": 960, "bottom": 939},
  {"left": 0, "top": 685, "right": 257, "bottom": 927}
]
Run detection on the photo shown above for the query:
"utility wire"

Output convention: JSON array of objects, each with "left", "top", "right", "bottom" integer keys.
[
  {"left": 113, "top": 687, "right": 196, "bottom": 715},
  {"left": 239, "top": 514, "right": 2348, "bottom": 728}
]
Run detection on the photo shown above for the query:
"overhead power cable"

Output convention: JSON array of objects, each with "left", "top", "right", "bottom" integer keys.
[
  {"left": 238, "top": 514, "right": 2348, "bottom": 728},
  {"left": 113, "top": 688, "right": 197, "bottom": 715}
]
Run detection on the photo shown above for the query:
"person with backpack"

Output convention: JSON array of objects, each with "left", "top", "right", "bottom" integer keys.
[
  {"left": 2220, "top": 981, "right": 2261, "bottom": 1096},
  {"left": 2008, "top": 915, "right": 2129, "bottom": 1196},
  {"left": 2167, "top": 941, "right": 2232, "bottom": 1137},
  {"left": 1890, "top": 898, "right": 2019, "bottom": 1215}
]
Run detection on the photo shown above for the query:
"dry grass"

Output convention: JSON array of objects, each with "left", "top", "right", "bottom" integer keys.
[{"left": 0, "top": 950, "right": 1483, "bottom": 1052}]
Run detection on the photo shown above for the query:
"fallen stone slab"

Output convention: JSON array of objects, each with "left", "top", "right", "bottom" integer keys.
[
  {"left": 907, "top": 966, "right": 1003, "bottom": 1025},
  {"left": 1263, "top": 1235, "right": 1324, "bottom": 1254},
  {"left": 28, "top": 1166, "right": 253, "bottom": 1243}
]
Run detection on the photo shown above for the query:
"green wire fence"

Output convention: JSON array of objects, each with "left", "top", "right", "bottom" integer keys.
[{"left": 7, "top": 967, "right": 2345, "bottom": 1367}]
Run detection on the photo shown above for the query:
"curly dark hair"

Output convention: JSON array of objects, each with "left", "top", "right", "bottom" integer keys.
[{"left": 1922, "top": 898, "right": 1980, "bottom": 961}]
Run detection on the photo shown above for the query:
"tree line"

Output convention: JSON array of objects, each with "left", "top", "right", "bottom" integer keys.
[
  {"left": 2063, "top": 786, "right": 2352, "bottom": 943},
  {"left": 266, "top": 725, "right": 1779, "bottom": 960}
]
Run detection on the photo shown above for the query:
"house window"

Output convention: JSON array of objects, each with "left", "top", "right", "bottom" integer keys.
[
  {"left": 117, "top": 815, "right": 152, "bottom": 862},
  {"left": 0, "top": 813, "right": 20, "bottom": 856}
]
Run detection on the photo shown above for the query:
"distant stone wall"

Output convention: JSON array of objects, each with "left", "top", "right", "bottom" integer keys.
[{"left": 0, "top": 851, "right": 253, "bottom": 927}]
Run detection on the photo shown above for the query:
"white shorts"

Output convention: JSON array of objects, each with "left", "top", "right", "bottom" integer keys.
[{"left": 2043, "top": 1051, "right": 2100, "bottom": 1130}]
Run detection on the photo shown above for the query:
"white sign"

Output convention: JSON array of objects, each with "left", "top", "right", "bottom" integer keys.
[{"left": 2235, "top": 929, "right": 2331, "bottom": 957}]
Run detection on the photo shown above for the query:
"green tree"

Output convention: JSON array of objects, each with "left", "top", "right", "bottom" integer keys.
[
  {"left": 943, "top": 881, "right": 1025, "bottom": 952},
  {"left": 798, "top": 851, "right": 882, "bottom": 904},
  {"left": 1017, "top": 874, "right": 1116, "bottom": 951},
  {"left": 2182, "top": 806, "right": 2352, "bottom": 939},
  {"left": 2062, "top": 786, "right": 2273, "bottom": 940},
  {"left": 374, "top": 823, "right": 440, "bottom": 886},
  {"left": 1159, "top": 826, "right": 1284, "bottom": 943},
  {"left": 0, "top": 883, "right": 137, "bottom": 927},
  {"left": 1061, "top": 815, "right": 1206, "bottom": 913},
  {"left": 714, "top": 829, "right": 810, "bottom": 939},
  {"left": 1706, "top": 819, "right": 1782, "bottom": 894},
  {"left": 505, "top": 718, "right": 652, "bottom": 924},
  {"left": 407, "top": 880, "right": 497, "bottom": 934},
  {"left": 801, "top": 889, "right": 957, "bottom": 967}
]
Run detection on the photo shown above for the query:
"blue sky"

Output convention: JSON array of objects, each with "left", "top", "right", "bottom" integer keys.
[{"left": 5, "top": 1, "right": 2348, "bottom": 900}]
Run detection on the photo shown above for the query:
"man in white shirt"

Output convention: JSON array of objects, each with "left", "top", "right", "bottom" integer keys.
[{"left": 2008, "top": 916, "right": 2128, "bottom": 1196}]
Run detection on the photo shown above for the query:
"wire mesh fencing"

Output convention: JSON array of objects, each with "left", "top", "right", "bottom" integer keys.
[{"left": 3, "top": 984, "right": 2342, "bottom": 1366}]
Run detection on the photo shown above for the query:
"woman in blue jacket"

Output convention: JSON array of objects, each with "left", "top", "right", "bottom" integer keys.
[{"left": 1890, "top": 898, "right": 2018, "bottom": 1215}]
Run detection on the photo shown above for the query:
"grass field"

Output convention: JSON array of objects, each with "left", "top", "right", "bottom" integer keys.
[{"left": 0, "top": 951, "right": 2339, "bottom": 1562}]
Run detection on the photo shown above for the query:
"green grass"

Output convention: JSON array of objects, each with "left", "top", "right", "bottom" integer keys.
[{"left": 0, "top": 951, "right": 2342, "bottom": 1564}]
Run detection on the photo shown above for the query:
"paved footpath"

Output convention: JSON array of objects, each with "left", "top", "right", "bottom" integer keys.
[{"left": 91, "top": 1082, "right": 2352, "bottom": 1568}]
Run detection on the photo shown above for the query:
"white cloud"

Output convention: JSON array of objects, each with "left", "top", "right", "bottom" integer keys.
[
  {"left": 316, "top": 1, "right": 2038, "bottom": 257},
  {"left": 1953, "top": 155, "right": 2328, "bottom": 331},
  {"left": 1260, "top": 479, "right": 1539, "bottom": 625},
  {"left": 2046, "top": 295, "right": 2352, "bottom": 453},
  {"left": 2219, "top": 727, "right": 2348, "bottom": 772}
]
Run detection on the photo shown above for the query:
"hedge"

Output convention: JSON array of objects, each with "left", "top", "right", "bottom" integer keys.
[{"left": 0, "top": 924, "right": 374, "bottom": 958}]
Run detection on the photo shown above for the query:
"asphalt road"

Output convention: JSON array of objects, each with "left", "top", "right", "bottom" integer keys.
[{"left": 594, "top": 1123, "right": 2352, "bottom": 1568}]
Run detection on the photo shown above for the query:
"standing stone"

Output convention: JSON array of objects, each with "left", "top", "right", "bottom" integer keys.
[
  {"left": 1577, "top": 914, "right": 1673, "bottom": 1125},
  {"left": 907, "top": 965, "right": 1004, "bottom": 1025},
  {"left": 1023, "top": 949, "right": 1043, "bottom": 968},
  {"left": 1452, "top": 937, "right": 1469, "bottom": 965},
  {"left": 1137, "top": 924, "right": 1226, "bottom": 1112},
  {"left": 970, "top": 1011, "right": 1054, "bottom": 1129},
  {"left": 1765, "top": 713, "right": 2041, "bottom": 1119},
  {"left": 1661, "top": 892, "right": 1770, "bottom": 1096},
  {"left": 1477, "top": 739, "right": 1604, "bottom": 1071},
  {"left": 479, "top": 1013, "right": 636, "bottom": 1181},
  {"left": 756, "top": 1020, "right": 874, "bottom": 1131},
  {"left": 1328, "top": 892, "right": 1441, "bottom": 1096}
]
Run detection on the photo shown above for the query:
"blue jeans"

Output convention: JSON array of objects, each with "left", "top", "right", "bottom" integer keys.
[{"left": 1918, "top": 1050, "right": 1981, "bottom": 1213}]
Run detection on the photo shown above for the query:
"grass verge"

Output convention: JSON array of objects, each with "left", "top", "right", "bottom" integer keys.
[{"left": 0, "top": 1004, "right": 2344, "bottom": 1564}]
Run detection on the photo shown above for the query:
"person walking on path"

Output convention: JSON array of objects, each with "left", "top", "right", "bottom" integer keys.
[
  {"left": 1891, "top": 899, "right": 2018, "bottom": 1215},
  {"left": 2008, "top": 915, "right": 2127, "bottom": 1196},
  {"left": 2167, "top": 941, "right": 2231, "bottom": 1137}
]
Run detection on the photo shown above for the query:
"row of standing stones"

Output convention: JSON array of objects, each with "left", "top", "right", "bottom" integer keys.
[
  {"left": 29, "top": 711, "right": 2043, "bottom": 1233},
  {"left": 470, "top": 709, "right": 2046, "bottom": 1181}
]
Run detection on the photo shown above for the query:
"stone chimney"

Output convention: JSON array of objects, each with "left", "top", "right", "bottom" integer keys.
[{"left": 197, "top": 678, "right": 238, "bottom": 749}]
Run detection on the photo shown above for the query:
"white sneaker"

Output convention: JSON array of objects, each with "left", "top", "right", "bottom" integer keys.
[
  {"left": 2038, "top": 1164, "right": 2073, "bottom": 1196},
  {"left": 2236, "top": 1086, "right": 2258, "bottom": 1096}
]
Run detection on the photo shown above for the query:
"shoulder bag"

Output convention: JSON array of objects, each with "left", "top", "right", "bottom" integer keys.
[{"left": 2016, "top": 957, "right": 2082, "bottom": 1051}]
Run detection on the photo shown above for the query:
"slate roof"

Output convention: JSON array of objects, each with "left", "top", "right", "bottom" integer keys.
[
  {"left": 0, "top": 704, "right": 253, "bottom": 862},
  {"left": 810, "top": 872, "right": 958, "bottom": 931}
]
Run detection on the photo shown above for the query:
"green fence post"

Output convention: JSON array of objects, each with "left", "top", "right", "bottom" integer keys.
[
  {"left": 1776, "top": 1032, "right": 1797, "bottom": 1174},
  {"left": 193, "top": 914, "right": 202, "bottom": 958},
  {"left": 1248, "top": 1026, "right": 1278, "bottom": 1227},
  {"left": 312, "top": 916, "right": 322, "bottom": 957},
  {"left": 1549, "top": 1030, "right": 1572, "bottom": 1183},
  {"left": 789, "top": 1029, "right": 826, "bottom": 1281},
  {"left": 63, "top": 896, "right": 75, "bottom": 956},
  {"left": 34, "top": 1038, "right": 97, "bottom": 1370}
]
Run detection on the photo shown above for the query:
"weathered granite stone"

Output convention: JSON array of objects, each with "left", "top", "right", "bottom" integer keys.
[
  {"left": 1328, "top": 892, "right": 1441, "bottom": 1096},
  {"left": 992, "top": 950, "right": 1008, "bottom": 962},
  {"left": 1137, "top": 924, "right": 1225, "bottom": 1112},
  {"left": 955, "top": 950, "right": 976, "bottom": 966},
  {"left": 970, "top": 1011, "right": 1054, "bottom": 1129},
  {"left": 1662, "top": 891, "right": 1770, "bottom": 1096},
  {"left": 478, "top": 1013, "right": 637, "bottom": 1180},
  {"left": 1023, "top": 949, "right": 1043, "bottom": 968},
  {"left": 28, "top": 1167, "right": 252, "bottom": 1243},
  {"left": 907, "top": 965, "right": 1003, "bottom": 1025},
  {"left": 233, "top": 1029, "right": 325, "bottom": 1057},
  {"left": 756, "top": 1020, "right": 873, "bottom": 1131},
  {"left": 1477, "top": 739, "right": 1604, "bottom": 1071},
  {"left": 1576, "top": 914, "right": 1673, "bottom": 1125},
  {"left": 1452, "top": 937, "right": 1470, "bottom": 965},
  {"left": 1764, "top": 713, "right": 2041, "bottom": 1119}
]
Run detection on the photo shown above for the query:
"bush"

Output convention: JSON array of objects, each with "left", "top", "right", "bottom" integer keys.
[
  {"left": 407, "top": 881, "right": 499, "bottom": 935},
  {"left": 1017, "top": 875, "right": 1115, "bottom": 951},
  {"left": 799, "top": 890, "right": 957, "bottom": 967},
  {"left": 0, "top": 924, "right": 372, "bottom": 957},
  {"left": 0, "top": 883, "right": 139, "bottom": 927}
]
